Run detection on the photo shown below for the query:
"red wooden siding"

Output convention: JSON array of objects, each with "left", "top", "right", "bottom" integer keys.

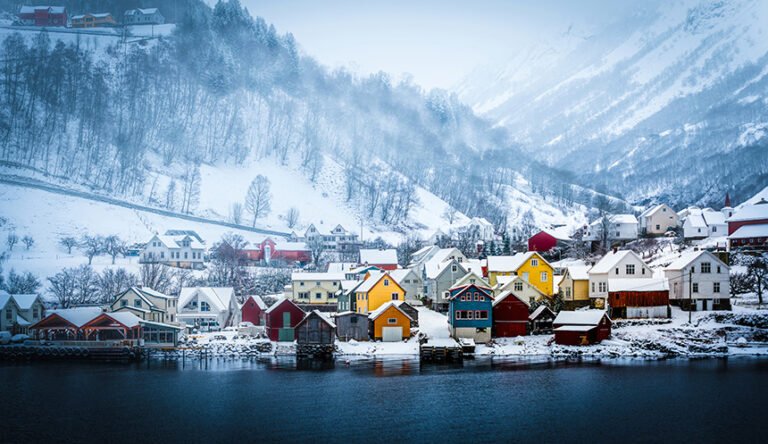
[
  {"left": 528, "top": 231, "right": 558, "bottom": 252},
  {"left": 492, "top": 296, "right": 529, "bottom": 337},
  {"left": 608, "top": 290, "right": 669, "bottom": 308},
  {"left": 241, "top": 298, "right": 265, "bottom": 326},
  {"left": 265, "top": 300, "right": 306, "bottom": 341}
]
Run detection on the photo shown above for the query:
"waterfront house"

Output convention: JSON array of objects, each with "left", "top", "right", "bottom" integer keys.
[
  {"left": 334, "top": 312, "right": 369, "bottom": 341},
  {"left": 0, "top": 292, "right": 44, "bottom": 334},
  {"left": 493, "top": 275, "right": 547, "bottom": 306},
  {"left": 588, "top": 250, "right": 652, "bottom": 308},
  {"left": 295, "top": 310, "right": 336, "bottom": 346},
  {"left": 528, "top": 306, "right": 555, "bottom": 334},
  {"left": 354, "top": 271, "right": 405, "bottom": 315},
  {"left": 110, "top": 287, "right": 178, "bottom": 325},
  {"left": 559, "top": 266, "right": 591, "bottom": 309},
  {"left": 388, "top": 268, "right": 424, "bottom": 302},
  {"left": 663, "top": 250, "right": 731, "bottom": 311},
  {"left": 30, "top": 307, "right": 103, "bottom": 340},
  {"left": 240, "top": 295, "right": 267, "bottom": 326},
  {"left": 177, "top": 287, "right": 236, "bottom": 332},
  {"left": 368, "top": 301, "right": 412, "bottom": 341},
  {"left": 286, "top": 272, "right": 345, "bottom": 308},
  {"left": 552, "top": 310, "right": 611, "bottom": 345},
  {"left": 492, "top": 290, "right": 530, "bottom": 337},
  {"left": 448, "top": 283, "right": 494, "bottom": 343},
  {"left": 265, "top": 298, "right": 305, "bottom": 341},
  {"left": 486, "top": 252, "right": 554, "bottom": 296},
  {"left": 395, "top": 300, "right": 419, "bottom": 327}
]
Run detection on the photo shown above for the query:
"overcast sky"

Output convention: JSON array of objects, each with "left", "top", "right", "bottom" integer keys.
[{"left": 240, "top": 0, "right": 647, "bottom": 90}]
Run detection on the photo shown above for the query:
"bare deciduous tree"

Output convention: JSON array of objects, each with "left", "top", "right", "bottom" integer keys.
[
  {"left": 245, "top": 175, "right": 271, "bottom": 226},
  {"left": 59, "top": 236, "right": 78, "bottom": 254},
  {"left": 285, "top": 207, "right": 300, "bottom": 229},
  {"left": 103, "top": 235, "right": 126, "bottom": 265},
  {"left": 21, "top": 235, "right": 34, "bottom": 250},
  {"left": 80, "top": 235, "right": 104, "bottom": 265},
  {"left": 6, "top": 232, "right": 19, "bottom": 251},
  {"left": 229, "top": 202, "right": 244, "bottom": 225}
]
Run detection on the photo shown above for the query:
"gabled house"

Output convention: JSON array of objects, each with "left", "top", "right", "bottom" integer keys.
[
  {"left": 304, "top": 223, "right": 360, "bottom": 252},
  {"left": 528, "top": 227, "right": 572, "bottom": 252},
  {"left": 334, "top": 312, "right": 368, "bottom": 341},
  {"left": 140, "top": 233, "right": 205, "bottom": 269},
  {"left": 682, "top": 208, "right": 728, "bottom": 239},
  {"left": 240, "top": 295, "right": 267, "bottom": 326},
  {"left": 492, "top": 290, "right": 529, "bottom": 337},
  {"left": 177, "top": 287, "right": 236, "bottom": 332},
  {"left": 71, "top": 12, "right": 116, "bottom": 28},
  {"left": 18, "top": 6, "right": 67, "bottom": 26},
  {"left": 459, "top": 217, "right": 496, "bottom": 241},
  {"left": 639, "top": 204, "right": 679, "bottom": 236},
  {"left": 529, "top": 306, "right": 555, "bottom": 335},
  {"left": 0, "top": 292, "right": 22, "bottom": 333},
  {"left": 286, "top": 272, "right": 345, "bottom": 307},
  {"left": 552, "top": 310, "right": 611, "bottom": 345},
  {"left": 336, "top": 280, "right": 363, "bottom": 313},
  {"left": 0, "top": 292, "right": 45, "bottom": 334},
  {"left": 354, "top": 272, "right": 405, "bottom": 314},
  {"left": 452, "top": 271, "right": 489, "bottom": 289},
  {"left": 583, "top": 214, "right": 639, "bottom": 242},
  {"left": 727, "top": 199, "right": 768, "bottom": 250},
  {"left": 359, "top": 248, "right": 399, "bottom": 270},
  {"left": 389, "top": 268, "right": 424, "bottom": 303},
  {"left": 493, "top": 275, "right": 547, "bottom": 306},
  {"left": 295, "top": 310, "right": 336, "bottom": 346},
  {"left": 448, "top": 283, "right": 494, "bottom": 342},
  {"left": 123, "top": 7, "right": 165, "bottom": 25},
  {"left": 241, "top": 237, "right": 311, "bottom": 265},
  {"left": 486, "top": 252, "right": 554, "bottom": 296},
  {"left": 368, "top": 301, "right": 412, "bottom": 341},
  {"left": 265, "top": 298, "right": 305, "bottom": 341},
  {"left": 424, "top": 258, "right": 468, "bottom": 312},
  {"left": 588, "top": 250, "right": 652, "bottom": 308},
  {"left": 663, "top": 250, "right": 730, "bottom": 311},
  {"left": 559, "top": 266, "right": 591, "bottom": 309},
  {"left": 109, "top": 287, "right": 178, "bottom": 325}
]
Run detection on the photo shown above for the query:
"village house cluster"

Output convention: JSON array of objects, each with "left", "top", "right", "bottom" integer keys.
[{"left": 15, "top": 5, "right": 165, "bottom": 28}]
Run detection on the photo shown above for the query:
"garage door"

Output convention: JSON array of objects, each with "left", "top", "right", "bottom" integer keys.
[{"left": 381, "top": 327, "right": 402, "bottom": 342}]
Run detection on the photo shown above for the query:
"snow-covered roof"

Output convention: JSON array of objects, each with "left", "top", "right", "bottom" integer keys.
[
  {"left": 729, "top": 224, "right": 768, "bottom": 239},
  {"left": 702, "top": 210, "right": 725, "bottom": 226},
  {"left": 104, "top": 312, "right": 142, "bottom": 328},
  {"left": 529, "top": 305, "right": 554, "bottom": 320},
  {"left": 685, "top": 212, "right": 707, "bottom": 228},
  {"left": 178, "top": 287, "right": 234, "bottom": 313},
  {"left": 487, "top": 252, "right": 549, "bottom": 273},
  {"left": 359, "top": 248, "right": 398, "bottom": 265},
  {"left": 49, "top": 307, "right": 103, "bottom": 327},
  {"left": 553, "top": 310, "right": 609, "bottom": 326},
  {"left": 327, "top": 262, "right": 357, "bottom": 273},
  {"left": 554, "top": 325, "right": 595, "bottom": 332},
  {"left": 451, "top": 271, "right": 489, "bottom": 289},
  {"left": 540, "top": 226, "right": 572, "bottom": 241},
  {"left": 72, "top": 12, "right": 111, "bottom": 19},
  {"left": 0, "top": 292, "right": 11, "bottom": 310},
  {"left": 16, "top": 314, "right": 31, "bottom": 326},
  {"left": 388, "top": 268, "right": 417, "bottom": 283},
  {"left": 245, "top": 295, "right": 267, "bottom": 310},
  {"left": 590, "top": 250, "right": 642, "bottom": 275},
  {"left": 20, "top": 6, "right": 65, "bottom": 14},
  {"left": 355, "top": 272, "right": 390, "bottom": 293},
  {"left": 299, "top": 310, "right": 336, "bottom": 329},
  {"left": 138, "top": 287, "right": 173, "bottom": 300},
  {"left": 291, "top": 272, "right": 345, "bottom": 282},
  {"left": 10, "top": 294, "right": 41, "bottom": 310},
  {"left": 611, "top": 214, "right": 638, "bottom": 224},
  {"left": 608, "top": 278, "right": 668, "bottom": 292},
  {"left": 664, "top": 250, "right": 726, "bottom": 271},
  {"left": 368, "top": 301, "right": 413, "bottom": 321},
  {"left": 492, "top": 290, "right": 529, "bottom": 307},
  {"left": 125, "top": 8, "right": 159, "bottom": 15},
  {"left": 265, "top": 297, "right": 300, "bottom": 314},
  {"left": 154, "top": 234, "right": 204, "bottom": 250},
  {"left": 728, "top": 202, "right": 768, "bottom": 222},
  {"left": 566, "top": 266, "right": 591, "bottom": 281}
]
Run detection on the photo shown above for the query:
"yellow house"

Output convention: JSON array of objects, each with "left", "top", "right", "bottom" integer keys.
[
  {"left": 368, "top": 301, "right": 412, "bottom": 341},
  {"left": 486, "top": 253, "right": 554, "bottom": 296},
  {"left": 355, "top": 271, "right": 406, "bottom": 314},
  {"left": 559, "top": 266, "right": 591, "bottom": 307}
]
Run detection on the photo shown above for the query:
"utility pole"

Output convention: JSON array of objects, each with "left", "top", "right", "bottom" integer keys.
[{"left": 688, "top": 268, "right": 693, "bottom": 324}]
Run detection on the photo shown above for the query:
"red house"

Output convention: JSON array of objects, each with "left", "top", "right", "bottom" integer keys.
[
  {"left": 552, "top": 310, "right": 611, "bottom": 346},
  {"left": 240, "top": 295, "right": 267, "bottom": 326},
  {"left": 241, "top": 238, "right": 311, "bottom": 265},
  {"left": 728, "top": 199, "right": 768, "bottom": 250},
  {"left": 18, "top": 6, "right": 67, "bottom": 26},
  {"left": 265, "top": 298, "right": 305, "bottom": 341},
  {"left": 528, "top": 228, "right": 571, "bottom": 252},
  {"left": 492, "top": 291, "right": 530, "bottom": 337}
]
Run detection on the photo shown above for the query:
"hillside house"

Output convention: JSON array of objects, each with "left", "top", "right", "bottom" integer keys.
[
  {"left": 663, "top": 250, "right": 730, "bottom": 311},
  {"left": 389, "top": 268, "right": 424, "bottom": 303},
  {"left": 486, "top": 253, "right": 554, "bottom": 296},
  {"left": 140, "top": 233, "right": 205, "bottom": 269},
  {"left": 493, "top": 275, "right": 547, "bottom": 306},
  {"left": 241, "top": 237, "right": 311, "bottom": 265},
  {"left": 17, "top": 6, "right": 67, "bottom": 26},
  {"left": 368, "top": 301, "right": 412, "bottom": 341},
  {"left": 265, "top": 298, "right": 305, "bottom": 341},
  {"left": 583, "top": 214, "right": 639, "bottom": 242},
  {"left": 71, "top": 12, "right": 116, "bottom": 27},
  {"left": 286, "top": 272, "right": 345, "bottom": 308},
  {"left": 588, "top": 250, "right": 653, "bottom": 308},
  {"left": 109, "top": 287, "right": 178, "bottom": 325},
  {"left": 359, "top": 248, "right": 399, "bottom": 270},
  {"left": 727, "top": 199, "right": 768, "bottom": 250},
  {"left": 639, "top": 204, "right": 679, "bottom": 235},
  {"left": 240, "top": 295, "right": 267, "bottom": 326},
  {"left": 177, "top": 287, "right": 236, "bottom": 332},
  {"left": 682, "top": 208, "right": 728, "bottom": 239},
  {"left": 334, "top": 312, "right": 368, "bottom": 341},
  {"left": 123, "top": 8, "right": 165, "bottom": 25},
  {"left": 354, "top": 271, "right": 405, "bottom": 314},
  {"left": 553, "top": 310, "right": 611, "bottom": 345},
  {"left": 303, "top": 224, "right": 360, "bottom": 252},
  {"left": 492, "top": 290, "right": 530, "bottom": 337},
  {"left": 559, "top": 265, "right": 591, "bottom": 309},
  {"left": 608, "top": 278, "right": 670, "bottom": 319},
  {"left": 0, "top": 292, "right": 44, "bottom": 334},
  {"left": 528, "top": 227, "right": 572, "bottom": 252},
  {"left": 448, "top": 283, "right": 494, "bottom": 342},
  {"left": 458, "top": 217, "right": 496, "bottom": 241}
]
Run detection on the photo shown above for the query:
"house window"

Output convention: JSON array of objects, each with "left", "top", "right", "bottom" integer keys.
[
  {"left": 184, "top": 252, "right": 188, "bottom": 259},
  {"left": 655, "top": 224, "right": 660, "bottom": 230},
  {"left": 713, "top": 282, "right": 720, "bottom": 293},
  {"left": 692, "top": 283, "right": 699, "bottom": 293},
  {"left": 598, "top": 282, "right": 607, "bottom": 292},
  {"left": 391, "top": 293, "right": 399, "bottom": 300},
  {"left": 350, "top": 316, "right": 358, "bottom": 324},
  {"left": 134, "top": 300, "right": 142, "bottom": 308},
  {"left": 540, "top": 272, "right": 548, "bottom": 282},
  {"left": 160, "top": 252, "right": 165, "bottom": 259},
  {"left": 712, "top": 226, "right": 717, "bottom": 232},
  {"left": 701, "top": 262, "right": 711, "bottom": 274},
  {"left": 5, "top": 309, "right": 12, "bottom": 320},
  {"left": 384, "top": 279, "right": 389, "bottom": 286},
  {"left": 201, "top": 301, "right": 210, "bottom": 312},
  {"left": 531, "top": 259, "right": 539, "bottom": 267},
  {"left": 299, "top": 282, "right": 304, "bottom": 286},
  {"left": 615, "top": 268, "right": 619, "bottom": 275},
  {"left": 565, "top": 287, "right": 571, "bottom": 299},
  {"left": 626, "top": 264, "right": 635, "bottom": 275},
  {"left": 451, "top": 265, "right": 458, "bottom": 273},
  {"left": 460, "top": 294, "right": 465, "bottom": 301},
  {"left": 315, "top": 292, "right": 322, "bottom": 299},
  {"left": 514, "top": 282, "right": 523, "bottom": 292},
  {"left": 316, "top": 281, "right": 321, "bottom": 286},
  {"left": 455, "top": 311, "right": 462, "bottom": 320},
  {"left": 387, "top": 318, "right": 397, "bottom": 324},
  {"left": 475, "top": 311, "right": 488, "bottom": 320},
  {"left": 717, "top": 266, "right": 721, "bottom": 274},
  {"left": 479, "top": 295, "right": 485, "bottom": 302},
  {"left": 467, "top": 311, "right": 474, "bottom": 319},
  {"left": 592, "top": 282, "right": 595, "bottom": 292},
  {"left": 33, "top": 308, "right": 39, "bottom": 319},
  {"left": 642, "top": 268, "right": 646, "bottom": 275},
  {"left": 121, "top": 300, "right": 127, "bottom": 307}
]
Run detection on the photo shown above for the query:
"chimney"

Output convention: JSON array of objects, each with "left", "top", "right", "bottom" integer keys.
[{"left": 612, "top": 247, "right": 618, "bottom": 254}]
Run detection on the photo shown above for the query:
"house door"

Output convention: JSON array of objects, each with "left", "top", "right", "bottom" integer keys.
[
  {"left": 702, "top": 300, "right": 708, "bottom": 311},
  {"left": 382, "top": 327, "right": 402, "bottom": 342},
  {"left": 283, "top": 312, "right": 291, "bottom": 327}
]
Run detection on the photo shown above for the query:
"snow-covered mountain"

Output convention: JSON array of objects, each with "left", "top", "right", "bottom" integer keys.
[{"left": 456, "top": 0, "right": 768, "bottom": 207}]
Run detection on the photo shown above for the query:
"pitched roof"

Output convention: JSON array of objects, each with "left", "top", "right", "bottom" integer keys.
[
  {"left": 10, "top": 294, "right": 41, "bottom": 310},
  {"left": 245, "top": 295, "right": 267, "bottom": 310},
  {"left": 540, "top": 226, "right": 572, "bottom": 241},
  {"left": 326, "top": 262, "right": 357, "bottom": 273},
  {"left": 297, "top": 310, "right": 336, "bottom": 329},
  {"left": 154, "top": 234, "right": 204, "bottom": 249},
  {"left": 728, "top": 202, "right": 768, "bottom": 222},
  {"left": 20, "top": 6, "right": 66, "bottom": 14},
  {"left": 589, "top": 250, "right": 642, "bottom": 274},
  {"left": 355, "top": 271, "right": 398, "bottom": 293},
  {"left": 729, "top": 224, "right": 768, "bottom": 239},
  {"left": 451, "top": 271, "right": 489, "bottom": 288},
  {"left": 487, "top": 252, "right": 549, "bottom": 273},
  {"left": 640, "top": 204, "right": 665, "bottom": 218},
  {"left": 265, "top": 297, "right": 301, "bottom": 314},
  {"left": 492, "top": 290, "right": 529, "bottom": 307},
  {"left": 701, "top": 210, "right": 725, "bottom": 226},
  {"left": 553, "top": 310, "right": 609, "bottom": 326},
  {"left": 368, "top": 301, "right": 413, "bottom": 321},
  {"left": 0, "top": 291, "right": 11, "bottom": 310},
  {"left": 529, "top": 305, "right": 554, "bottom": 320},
  {"left": 138, "top": 287, "right": 174, "bottom": 299},
  {"left": 178, "top": 287, "right": 235, "bottom": 313},
  {"left": 610, "top": 214, "right": 638, "bottom": 224},
  {"left": 608, "top": 278, "right": 668, "bottom": 292},
  {"left": 49, "top": 307, "right": 103, "bottom": 327},
  {"left": 291, "top": 272, "right": 346, "bottom": 281},
  {"left": 664, "top": 250, "right": 727, "bottom": 271},
  {"left": 359, "top": 249, "right": 398, "bottom": 265},
  {"left": 102, "top": 312, "right": 142, "bottom": 328},
  {"left": 566, "top": 266, "right": 591, "bottom": 281}
]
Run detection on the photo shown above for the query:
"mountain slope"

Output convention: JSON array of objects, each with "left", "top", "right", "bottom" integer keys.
[{"left": 457, "top": 0, "right": 768, "bottom": 207}]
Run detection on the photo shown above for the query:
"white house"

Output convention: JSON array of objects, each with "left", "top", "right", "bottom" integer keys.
[
  {"left": 109, "top": 287, "right": 179, "bottom": 325},
  {"left": 141, "top": 232, "right": 205, "bottom": 269},
  {"left": 639, "top": 204, "right": 679, "bottom": 235},
  {"left": 389, "top": 268, "right": 424, "bottom": 302},
  {"left": 304, "top": 224, "right": 360, "bottom": 252},
  {"left": 588, "top": 250, "right": 653, "bottom": 307},
  {"left": 0, "top": 292, "right": 45, "bottom": 334},
  {"left": 177, "top": 287, "right": 236, "bottom": 331},
  {"left": 663, "top": 250, "right": 730, "bottom": 311},
  {"left": 584, "top": 214, "right": 638, "bottom": 242},
  {"left": 682, "top": 208, "right": 728, "bottom": 239},
  {"left": 459, "top": 217, "right": 495, "bottom": 241},
  {"left": 123, "top": 8, "right": 165, "bottom": 25}
]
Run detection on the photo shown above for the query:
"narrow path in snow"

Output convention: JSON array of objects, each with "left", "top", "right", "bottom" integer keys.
[{"left": 416, "top": 307, "right": 450, "bottom": 339}]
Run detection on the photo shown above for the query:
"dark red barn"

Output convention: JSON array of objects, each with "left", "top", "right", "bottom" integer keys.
[
  {"left": 241, "top": 238, "right": 311, "bottom": 265},
  {"left": 18, "top": 6, "right": 67, "bottom": 26},
  {"left": 552, "top": 310, "right": 611, "bottom": 346},
  {"left": 528, "top": 229, "right": 571, "bottom": 253},
  {"left": 265, "top": 298, "right": 305, "bottom": 341},
  {"left": 240, "top": 295, "right": 267, "bottom": 326},
  {"left": 492, "top": 291, "right": 530, "bottom": 337}
]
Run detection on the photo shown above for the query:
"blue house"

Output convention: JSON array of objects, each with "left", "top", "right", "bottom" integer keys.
[{"left": 448, "top": 283, "right": 494, "bottom": 343}]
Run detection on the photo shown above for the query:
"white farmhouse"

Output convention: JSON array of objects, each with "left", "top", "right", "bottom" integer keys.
[
  {"left": 123, "top": 8, "right": 165, "bottom": 25},
  {"left": 583, "top": 214, "right": 638, "bottom": 242},
  {"left": 663, "top": 250, "right": 730, "bottom": 311},
  {"left": 177, "top": 287, "right": 236, "bottom": 331},
  {"left": 588, "top": 250, "right": 653, "bottom": 308},
  {"left": 140, "top": 232, "right": 205, "bottom": 269},
  {"left": 682, "top": 208, "right": 728, "bottom": 239}
]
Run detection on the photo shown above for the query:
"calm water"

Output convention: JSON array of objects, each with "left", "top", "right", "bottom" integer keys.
[{"left": 1, "top": 357, "right": 767, "bottom": 443}]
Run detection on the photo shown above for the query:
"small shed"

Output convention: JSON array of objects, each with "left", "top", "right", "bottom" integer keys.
[
  {"left": 334, "top": 312, "right": 369, "bottom": 341},
  {"left": 528, "top": 305, "right": 555, "bottom": 335},
  {"left": 295, "top": 310, "right": 336, "bottom": 346},
  {"left": 368, "top": 302, "right": 413, "bottom": 342},
  {"left": 492, "top": 291, "right": 530, "bottom": 337},
  {"left": 241, "top": 295, "right": 267, "bottom": 326},
  {"left": 265, "top": 298, "right": 306, "bottom": 342},
  {"left": 552, "top": 310, "right": 612, "bottom": 346}
]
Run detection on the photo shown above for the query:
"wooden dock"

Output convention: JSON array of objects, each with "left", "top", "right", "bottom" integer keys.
[
  {"left": 0, "top": 344, "right": 143, "bottom": 363},
  {"left": 420, "top": 338, "right": 463, "bottom": 363}
]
